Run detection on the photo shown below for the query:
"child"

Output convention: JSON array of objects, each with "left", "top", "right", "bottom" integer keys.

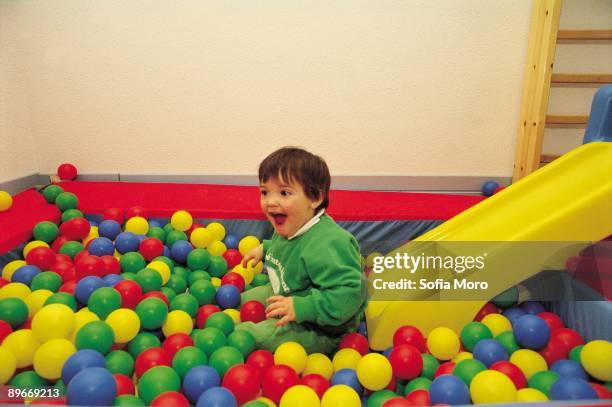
[{"left": 235, "top": 147, "right": 367, "bottom": 355}]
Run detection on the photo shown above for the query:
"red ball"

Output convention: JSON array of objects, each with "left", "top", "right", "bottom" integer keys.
[
  {"left": 0, "top": 320, "right": 13, "bottom": 343},
  {"left": 139, "top": 238, "right": 165, "bottom": 261},
  {"left": 222, "top": 249, "right": 243, "bottom": 269},
  {"left": 113, "top": 373, "right": 135, "bottom": 395},
  {"left": 73, "top": 249, "right": 89, "bottom": 266},
  {"left": 393, "top": 325, "right": 426, "bottom": 352},
  {"left": 115, "top": 280, "right": 143, "bottom": 309},
  {"left": 142, "top": 291, "right": 169, "bottom": 307},
  {"left": 382, "top": 397, "right": 413, "bottom": 407},
  {"left": 51, "top": 236, "right": 71, "bottom": 253},
  {"left": 126, "top": 206, "right": 147, "bottom": 219},
  {"left": 59, "top": 280, "right": 77, "bottom": 294},
  {"left": 240, "top": 300, "right": 266, "bottom": 324},
  {"left": 162, "top": 333, "right": 194, "bottom": 359},
  {"left": 100, "top": 255, "right": 121, "bottom": 275},
  {"left": 222, "top": 364, "right": 262, "bottom": 405},
  {"left": 538, "top": 340, "right": 567, "bottom": 365},
  {"left": 299, "top": 374, "right": 330, "bottom": 399},
  {"left": 59, "top": 217, "right": 91, "bottom": 241},
  {"left": 490, "top": 361, "right": 526, "bottom": 389},
  {"left": 103, "top": 207, "right": 125, "bottom": 225},
  {"left": 55, "top": 253, "right": 72, "bottom": 264},
  {"left": 57, "top": 163, "right": 78, "bottom": 180},
  {"left": 474, "top": 302, "right": 499, "bottom": 321},
  {"left": 434, "top": 362, "right": 456, "bottom": 377},
  {"left": 135, "top": 347, "right": 172, "bottom": 377},
  {"left": 389, "top": 344, "right": 423, "bottom": 380},
  {"left": 261, "top": 364, "right": 299, "bottom": 404},
  {"left": 221, "top": 272, "right": 246, "bottom": 292},
  {"left": 195, "top": 304, "right": 221, "bottom": 328},
  {"left": 405, "top": 389, "right": 431, "bottom": 406},
  {"left": 591, "top": 383, "right": 611, "bottom": 400},
  {"left": 25, "top": 246, "right": 57, "bottom": 270},
  {"left": 246, "top": 349, "right": 275, "bottom": 375},
  {"left": 151, "top": 391, "right": 190, "bottom": 407},
  {"left": 21, "top": 317, "right": 33, "bottom": 329},
  {"left": 0, "top": 278, "right": 6, "bottom": 289},
  {"left": 537, "top": 312, "right": 565, "bottom": 332},
  {"left": 340, "top": 332, "right": 370, "bottom": 356},
  {"left": 50, "top": 261, "right": 75, "bottom": 282},
  {"left": 386, "top": 375, "right": 397, "bottom": 392},
  {"left": 75, "top": 255, "right": 106, "bottom": 279},
  {"left": 549, "top": 328, "right": 584, "bottom": 355}
]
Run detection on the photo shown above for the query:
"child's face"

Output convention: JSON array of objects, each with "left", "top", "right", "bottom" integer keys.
[{"left": 260, "top": 175, "right": 323, "bottom": 238}]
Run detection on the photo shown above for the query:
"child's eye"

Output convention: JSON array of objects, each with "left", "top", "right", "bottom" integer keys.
[
  {"left": 260, "top": 190, "right": 268, "bottom": 196},
  {"left": 281, "top": 190, "right": 291, "bottom": 196}
]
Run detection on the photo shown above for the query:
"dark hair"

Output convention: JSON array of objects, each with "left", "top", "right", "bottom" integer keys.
[{"left": 259, "top": 147, "right": 331, "bottom": 210}]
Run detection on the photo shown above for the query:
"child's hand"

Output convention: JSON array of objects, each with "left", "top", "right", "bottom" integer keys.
[
  {"left": 242, "top": 244, "right": 263, "bottom": 267},
  {"left": 266, "top": 296, "right": 296, "bottom": 327}
]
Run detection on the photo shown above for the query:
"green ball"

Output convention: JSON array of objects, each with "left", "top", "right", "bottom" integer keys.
[
  {"left": 136, "top": 298, "right": 168, "bottom": 330},
  {"left": 187, "top": 249, "right": 211, "bottom": 271},
  {"left": 106, "top": 350, "right": 135, "bottom": 376},
  {"left": 170, "top": 293, "right": 199, "bottom": 318},
  {"left": 172, "top": 346, "right": 208, "bottom": 379},
  {"left": 188, "top": 270, "right": 211, "bottom": 286},
  {"left": 120, "top": 252, "right": 146, "bottom": 274},
  {"left": 30, "top": 271, "right": 63, "bottom": 292},
  {"left": 172, "top": 266, "right": 190, "bottom": 280},
  {"left": 88, "top": 287, "right": 122, "bottom": 319},
  {"left": 227, "top": 330, "right": 256, "bottom": 358},
  {"left": 403, "top": 377, "right": 432, "bottom": 396},
  {"left": 75, "top": 320, "right": 115, "bottom": 354},
  {"left": 160, "top": 287, "right": 176, "bottom": 303},
  {"left": 163, "top": 223, "right": 175, "bottom": 235},
  {"left": 251, "top": 273, "right": 269, "bottom": 287},
  {"left": 61, "top": 208, "right": 84, "bottom": 222},
  {"left": 208, "top": 346, "right": 244, "bottom": 378},
  {"left": 165, "top": 274, "right": 187, "bottom": 294},
  {"left": 44, "top": 292, "right": 78, "bottom": 311},
  {"left": 366, "top": 390, "right": 397, "bottom": 407},
  {"left": 208, "top": 256, "right": 228, "bottom": 278},
  {"left": 492, "top": 286, "right": 519, "bottom": 308},
  {"left": 528, "top": 370, "right": 560, "bottom": 396},
  {"left": 460, "top": 322, "right": 493, "bottom": 352},
  {"left": 54, "top": 378, "right": 66, "bottom": 395},
  {"left": 9, "top": 370, "right": 49, "bottom": 389},
  {"left": 147, "top": 227, "right": 167, "bottom": 243},
  {"left": 32, "top": 221, "right": 59, "bottom": 243},
  {"left": 190, "top": 279, "right": 216, "bottom": 305},
  {"left": 55, "top": 192, "right": 78, "bottom": 211},
  {"left": 166, "top": 231, "right": 187, "bottom": 248},
  {"left": 495, "top": 331, "right": 520, "bottom": 355},
  {"left": 42, "top": 185, "right": 64, "bottom": 204},
  {"left": 421, "top": 353, "right": 440, "bottom": 379},
  {"left": 135, "top": 268, "right": 163, "bottom": 293},
  {"left": 569, "top": 345, "right": 584, "bottom": 364},
  {"left": 0, "top": 297, "right": 29, "bottom": 328},
  {"left": 121, "top": 272, "right": 137, "bottom": 281},
  {"left": 152, "top": 256, "right": 174, "bottom": 273},
  {"left": 113, "top": 395, "right": 145, "bottom": 406},
  {"left": 452, "top": 359, "right": 486, "bottom": 386},
  {"left": 205, "top": 311, "right": 234, "bottom": 337},
  {"left": 137, "top": 366, "right": 181, "bottom": 405},
  {"left": 127, "top": 332, "right": 161, "bottom": 358},
  {"left": 59, "top": 241, "right": 85, "bottom": 259},
  {"left": 243, "top": 401, "right": 268, "bottom": 407},
  {"left": 193, "top": 327, "right": 227, "bottom": 357}
]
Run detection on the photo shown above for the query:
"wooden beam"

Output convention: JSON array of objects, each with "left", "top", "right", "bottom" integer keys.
[
  {"left": 552, "top": 74, "right": 612, "bottom": 84},
  {"left": 546, "top": 114, "right": 588, "bottom": 124},
  {"left": 557, "top": 29, "right": 612, "bottom": 40}
]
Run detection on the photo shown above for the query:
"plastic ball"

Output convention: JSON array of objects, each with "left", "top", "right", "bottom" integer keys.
[
  {"left": 187, "top": 248, "right": 212, "bottom": 271},
  {"left": 173, "top": 346, "right": 207, "bottom": 379},
  {"left": 2, "top": 260, "right": 26, "bottom": 282},
  {"left": 62, "top": 349, "right": 106, "bottom": 384},
  {"left": 427, "top": 326, "right": 460, "bottom": 360},
  {"left": 421, "top": 353, "right": 439, "bottom": 379},
  {"left": 509, "top": 349, "right": 548, "bottom": 380},
  {"left": 207, "top": 240, "right": 227, "bottom": 257},
  {"left": 538, "top": 343, "right": 564, "bottom": 368},
  {"left": 520, "top": 301, "right": 546, "bottom": 314},
  {"left": 162, "top": 310, "right": 193, "bottom": 337},
  {"left": 580, "top": 340, "right": 612, "bottom": 381},
  {"left": 151, "top": 391, "right": 189, "bottom": 407},
  {"left": 262, "top": 364, "right": 300, "bottom": 404},
  {"left": 115, "top": 232, "right": 140, "bottom": 254},
  {"left": 222, "top": 363, "right": 262, "bottom": 405},
  {"left": 490, "top": 360, "right": 527, "bottom": 389},
  {"left": 513, "top": 314, "right": 550, "bottom": 350},
  {"left": 299, "top": 374, "right": 330, "bottom": 399},
  {"left": 183, "top": 365, "right": 221, "bottom": 403},
  {"left": 429, "top": 374, "right": 470, "bottom": 405},
  {"left": 470, "top": 369, "right": 517, "bottom": 403},
  {"left": 45, "top": 291, "right": 78, "bottom": 311},
  {"left": 126, "top": 206, "right": 147, "bottom": 219},
  {"left": 453, "top": 358, "right": 487, "bottom": 386},
  {"left": 239, "top": 236, "right": 260, "bottom": 256},
  {"left": 238, "top": 301, "right": 264, "bottom": 324},
  {"left": 550, "top": 377, "right": 597, "bottom": 401},
  {"left": 42, "top": 184, "right": 64, "bottom": 203},
  {"left": 0, "top": 190, "right": 13, "bottom": 211},
  {"left": 481, "top": 181, "right": 499, "bottom": 197},
  {"left": 114, "top": 280, "right": 143, "bottom": 309},
  {"left": 388, "top": 344, "right": 422, "bottom": 380},
  {"left": 0, "top": 281, "right": 31, "bottom": 300},
  {"left": 135, "top": 297, "right": 167, "bottom": 330},
  {"left": 332, "top": 368, "right": 363, "bottom": 395},
  {"left": 274, "top": 341, "right": 308, "bottom": 374},
  {"left": 206, "top": 222, "right": 226, "bottom": 242},
  {"left": 191, "top": 228, "right": 213, "bottom": 249},
  {"left": 139, "top": 238, "right": 164, "bottom": 261},
  {"left": 502, "top": 307, "right": 527, "bottom": 324},
  {"left": 226, "top": 330, "right": 254, "bottom": 357},
  {"left": 528, "top": 370, "right": 560, "bottom": 396},
  {"left": 205, "top": 310, "right": 234, "bottom": 336},
  {"left": 460, "top": 322, "right": 493, "bottom": 352},
  {"left": 137, "top": 365, "right": 181, "bottom": 404},
  {"left": 65, "top": 367, "right": 116, "bottom": 406},
  {"left": 246, "top": 349, "right": 275, "bottom": 375},
  {"left": 0, "top": 297, "right": 29, "bottom": 328},
  {"left": 209, "top": 346, "right": 245, "bottom": 378},
  {"left": 171, "top": 240, "right": 194, "bottom": 263},
  {"left": 208, "top": 256, "right": 228, "bottom": 278},
  {"left": 134, "top": 347, "right": 171, "bottom": 377},
  {"left": 332, "top": 348, "right": 362, "bottom": 371},
  {"left": 339, "top": 332, "right": 369, "bottom": 356},
  {"left": 147, "top": 260, "right": 171, "bottom": 285},
  {"left": 356, "top": 352, "right": 392, "bottom": 391},
  {"left": 163, "top": 332, "right": 194, "bottom": 358},
  {"left": 551, "top": 358, "right": 588, "bottom": 380},
  {"left": 75, "top": 276, "right": 106, "bottom": 304},
  {"left": 223, "top": 249, "right": 242, "bottom": 269},
  {"left": 537, "top": 311, "right": 564, "bottom": 332},
  {"left": 516, "top": 387, "right": 548, "bottom": 402},
  {"left": 568, "top": 344, "right": 584, "bottom": 363},
  {"left": 88, "top": 287, "right": 121, "bottom": 319},
  {"left": 114, "top": 373, "right": 135, "bottom": 396},
  {"left": 31, "top": 303, "right": 75, "bottom": 342},
  {"left": 105, "top": 308, "right": 140, "bottom": 343},
  {"left": 231, "top": 264, "right": 254, "bottom": 285},
  {"left": 196, "top": 386, "right": 237, "bottom": 407},
  {"left": 86, "top": 237, "right": 114, "bottom": 257},
  {"left": 23, "top": 240, "right": 50, "bottom": 258},
  {"left": 33, "top": 338, "right": 76, "bottom": 379},
  {"left": 0, "top": 345, "right": 17, "bottom": 384},
  {"left": 125, "top": 216, "right": 149, "bottom": 235},
  {"left": 481, "top": 313, "right": 512, "bottom": 337},
  {"left": 75, "top": 320, "right": 115, "bottom": 354},
  {"left": 393, "top": 325, "right": 426, "bottom": 352},
  {"left": 212, "top": 285, "right": 239, "bottom": 310},
  {"left": 32, "top": 221, "right": 59, "bottom": 244},
  {"left": 57, "top": 163, "right": 77, "bottom": 180},
  {"left": 279, "top": 384, "right": 320, "bottom": 407},
  {"left": 473, "top": 338, "right": 509, "bottom": 367},
  {"left": 171, "top": 210, "right": 193, "bottom": 232}
]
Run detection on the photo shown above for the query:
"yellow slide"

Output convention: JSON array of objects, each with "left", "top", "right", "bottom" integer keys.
[{"left": 366, "top": 142, "right": 612, "bottom": 350}]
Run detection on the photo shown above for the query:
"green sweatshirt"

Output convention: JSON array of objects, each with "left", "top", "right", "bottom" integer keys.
[{"left": 262, "top": 213, "right": 367, "bottom": 334}]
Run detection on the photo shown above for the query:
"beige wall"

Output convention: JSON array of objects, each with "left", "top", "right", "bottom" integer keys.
[{"left": 1, "top": 0, "right": 533, "bottom": 184}]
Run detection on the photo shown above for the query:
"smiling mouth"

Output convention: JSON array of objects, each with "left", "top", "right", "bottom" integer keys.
[{"left": 270, "top": 213, "right": 287, "bottom": 226}]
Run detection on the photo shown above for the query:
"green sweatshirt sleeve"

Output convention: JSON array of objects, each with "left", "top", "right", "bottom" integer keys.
[{"left": 293, "top": 235, "right": 364, "bottom": 327}]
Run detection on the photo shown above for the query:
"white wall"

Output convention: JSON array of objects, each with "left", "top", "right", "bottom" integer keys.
[{"left": 1, "top": 0, "right": 533, "bottom": 183}]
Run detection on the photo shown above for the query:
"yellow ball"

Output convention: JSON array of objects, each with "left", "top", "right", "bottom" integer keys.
[
  {"left": 356, "top": 353, "right": 392, "bottom": 391},
  {"left": 0, "top": 190, "right": 13, "bottom": 211},
  {"left": 280, "top": 384, "right": 320, "bottom": 407},
  {"left": 427, "top": 327, "right": 460, "bottom": 361},
  {"left": 2, "top": 260, "right": 26, "bottom": 281},
  {"left": 171, "top": 210, "right": 193, "bottom": 232},
  {"left": 147, "top": 260, "right": 171, "bottom": 285},
  {"left": 580, "top": 340, "right": 612, "bottom": 381},
  {"left": 162, "top": 310, "right": 193, "bottom": 337},
  {"left": 303, "top": 353, "right": 334, "bottom": 380},
  {"left": 509, "top": 349, "right": 547, "bottom": 380},
  {"left": 207, "top": 240, "right": 227, "bottom": 257},
  {"left": 452, "top": 351, "right": 473, "bottom": 363},
  {"left": 321, "top": 384, "right": 361, "bottom": 407},
  {"left": 211, "top": 277, "right": 222, "bottom": 287},
  {"left": 2, "top": 329, "right": 41, "bottom": 368},
  {"left": 125, "top": 216, "right": 149, "bottom": 235},
  {"left": 190, "top": 227, "right": 213, "bottom": 248},
  {"left": 332, "top": 348, "right": 362, "bottom": 372},
  {"left": 24, "top": 289, "right": 54, "bottom": 318},
  {"left": 31, "top": 303, "right": 76, "bottom": 342},
  {"left": 23, "top": 240, "right": 50, "bottom": 258},
  {"left": 223, "top": 308, "right": 241, "bottom": 324},
  {"left": 469, "top": 370, "right": 517, "bottom": 404},
  {"left": 238, "top": 236, "right": 260, "bottom": 256},
  {"left": 106, "top": 308, "right": 141, "bottom": 343},
  {"left": 232, "top": 264, "right": 254, "bottom": 285},
  {"left": 33, "top": 338, "right": 76, "bottom": 380},
  {"left": 481, "top": 314, "right": 512, "bottom": 337},
  {"left": 0, "top": 346, "right": 16, "bottom": 384},
  {"left": 70, "top": 309, "right": 100, "bottom": 342},
  {"left": 0, "top": 282, "right": 31, "bottom": 300},
  {"left": 516, "top": 388, "right": 548, "bottom": 402},
  {"left": 275, "top": 341, "right": 308, "bottom": 374},
  {"left": 206, "top": 222, "right": 226, "bottom": 241}
]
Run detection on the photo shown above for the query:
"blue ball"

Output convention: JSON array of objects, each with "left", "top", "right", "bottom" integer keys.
[
  {"left": 171, "top": 240, "right": 193, "bottom": 264},
  {"left": 215, "top": 285, "right": 241, "bottom": 309},
  {"left": 513, "top": 314, "right": 550, "bottom": 350},
  {"left": 62, "top": 349, "right": 106, "bottom": 385},
  {"left": 114, "top": 232, "right": 140, "bottom": 254},
  {"left": 224, "top": 234, "right": 239, "bottom": 249},
  {"left": 88, "top": 237, "right": 115, "bottom": 257},
  {"left": 502, "top": 307, "right": 526, "bottom": 325},
  {"left": 481, "top": 181, "right": 500, "bottom": 197},
  {"left": 196, "top": 386, "right": 237, "bottom": 407},
  {"left": 12, "top": 265, "right": 41, "bottom": 286},
  {"left": 102, "top": 274, "right": 124, "bottom": 287},
  {"left": 183, "top": 365, "right": 221, "bottom": 403},
  {"left": 473, "top": 339, "right": 509, "bottom": 367},
  {"left": 88, "top": 220, "right": 99, "bottom": 227},
  {"left": 136, "top": 234, "right": 147, "bottom": 242},
  {"left": 358, "top": 321, "right": 368, "bottom": 337},
  {"left": 149, "top": 220, "right": 162, "bottom": 228},
  {"left": 332, "top": 368, "right": 363, "bottom": 394},
  {"left": 75, "top": 276, "right": 107, "bottom": 304},
  {"left": 163, "top": 245, "right": 171, "bottom": 257},
  {"left": 550, "top": 377, "right": 598, "bottom": 401},
  {"left": 551, "top": 359, "right": 588, "bottom": 380},
  {"left": 429, "top": 375, "right": 470, "bottom": 405},
  {"left": 66, "top": 367, "right": 117, "bottom": 406},
  {"left": 519, "top": 301, "right": 546, "bottom": 314},
  {"left": 98, "top": 220, "right": 122, "bottom": 240}
]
